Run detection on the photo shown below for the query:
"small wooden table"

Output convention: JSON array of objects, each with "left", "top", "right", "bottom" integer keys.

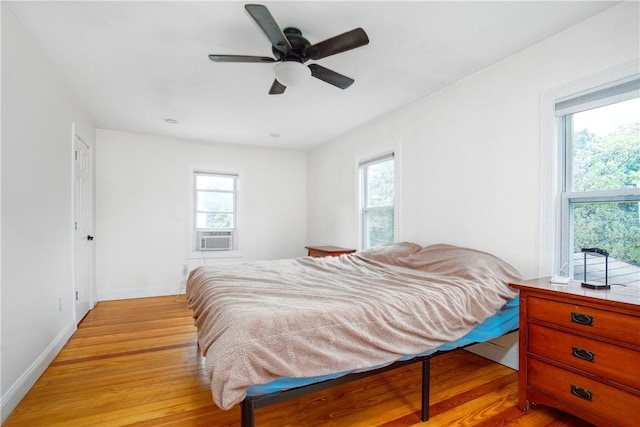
[{"left": 305, "top": 245, "right": 356, "bottom": 258}]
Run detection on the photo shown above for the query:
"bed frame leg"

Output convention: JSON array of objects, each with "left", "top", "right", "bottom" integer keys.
[
  {"left": 421, "top": 357, "right": 430, "bottom": 422},
  {"left": 241, "top": 398, "right": 255, "bottom": 427}
]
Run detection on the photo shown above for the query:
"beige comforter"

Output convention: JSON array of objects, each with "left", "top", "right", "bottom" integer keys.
[{"left": 186, "top": 242, "right": 519, "bottom": 409}]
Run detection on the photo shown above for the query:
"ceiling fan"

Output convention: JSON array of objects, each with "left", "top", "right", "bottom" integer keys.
[{"left": 209, "top": 4, "right": 369, "bottom": 95}]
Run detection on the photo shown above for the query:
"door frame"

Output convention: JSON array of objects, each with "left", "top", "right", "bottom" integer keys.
[{"left": 71, "top": 122, "right": 96, "bottom": 323}]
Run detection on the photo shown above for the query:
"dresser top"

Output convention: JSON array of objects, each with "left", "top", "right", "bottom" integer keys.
[{"left": 511, "top": 277, "right": 639, "bottom": 308}]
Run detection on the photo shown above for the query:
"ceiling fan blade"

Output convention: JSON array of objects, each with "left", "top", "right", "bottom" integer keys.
[
  {"left": 269, "top": 79, "right": 286, "bottom": 95},
  {"left": 245, "top": 4, "right": 292, "bottom": 52},
  {"left": 308, "top": 64, "right": 354, "bottom": 89},
  {"left": 208, "top": 54, "right": 275, "bottom": 63},
  {"left": 304, "top": 28, "right": 369, "bottom": 60}
]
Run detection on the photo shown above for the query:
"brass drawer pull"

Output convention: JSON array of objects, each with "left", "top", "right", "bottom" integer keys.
[
  {"left": 572, "top": 346, "right": 595, "bottom": 362},
  {"left": 570, "top": 384, "right": 593, "bottom": 402},
  {"left": 571, "top": 312, "right": 594, "bottom": 326}
]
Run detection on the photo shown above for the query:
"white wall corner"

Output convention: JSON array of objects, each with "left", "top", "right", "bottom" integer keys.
[{"left": 0, "top": 320, "right": 77, "bottom": 423}]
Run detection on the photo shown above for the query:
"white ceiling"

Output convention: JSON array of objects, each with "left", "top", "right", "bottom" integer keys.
[{"left": 6, "top": 1, "right": 617, "bottom": 150}]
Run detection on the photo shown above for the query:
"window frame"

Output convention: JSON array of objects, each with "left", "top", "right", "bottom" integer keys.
[
  {"left": 358, "top": 151, "right": 397, "bottom": 250},
  {"left": 540, "top": 61, "right": 640, "bottom": 277},
  {"left": 194, "top": 170, "right": 237, "bottom": 232},
  {"left": 187, "top": 169, "right": 241, "bottom": 259},
  {"left": 556, "top": 76, "right": 640, "bottom": 277}
]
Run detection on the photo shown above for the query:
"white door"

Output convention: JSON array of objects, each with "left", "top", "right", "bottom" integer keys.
[{"left": 74, "top": 133, "right": 93, "bottom": 323}]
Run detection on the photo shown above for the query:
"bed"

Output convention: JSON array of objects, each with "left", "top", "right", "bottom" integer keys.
[{"left": 186, "top": 242, "right": 521, "bottom": 425}]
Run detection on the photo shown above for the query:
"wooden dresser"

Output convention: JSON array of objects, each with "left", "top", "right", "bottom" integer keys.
[
  {"left": 510, "top": 278, "right": 640, "bottom": 426},
  {"left": 305, "top": 245, "right": 356, "bottom": 258}
]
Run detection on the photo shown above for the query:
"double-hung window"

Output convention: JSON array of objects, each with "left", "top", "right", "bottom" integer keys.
[
  {"left": 557, "top": 77, "right": 640, "bottom": 283},
  {"left": 359, "top": 152, "right": 396, "bottom": 249},
  {"left": 194, "top": 171, "right": 237, "bottom": 251}
]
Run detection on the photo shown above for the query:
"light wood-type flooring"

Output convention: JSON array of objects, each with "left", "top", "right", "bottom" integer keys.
[{"left": 4, "top": 296, "right": 593, "bottom": 426}]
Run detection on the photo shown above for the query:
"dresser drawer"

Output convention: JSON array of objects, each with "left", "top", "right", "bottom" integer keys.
[
  {"left": 528, "top": 296, "right": 640, "bottom": 345},
  {"left": 528, "top": 358, "right": 640, "bottom": 426},
  {"left": 528, "top": 323, "right": 640, "bottom": 389}
]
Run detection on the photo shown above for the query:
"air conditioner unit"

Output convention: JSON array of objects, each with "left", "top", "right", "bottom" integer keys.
[{"left": 197, "top": 230, "right": 234, "bottom": 251}]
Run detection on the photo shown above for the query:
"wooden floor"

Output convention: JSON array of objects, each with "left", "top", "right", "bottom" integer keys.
[{"left": 4, "top": 296, "right": 593, "bottom": 426}]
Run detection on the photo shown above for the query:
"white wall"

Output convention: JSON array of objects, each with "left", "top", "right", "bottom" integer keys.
[
  {"left": 307, "top": 2, "right": 639, "bottom": 279},
  {"left": 1, "top": 6, "right": 96, "bottom": 422},
  {"left": 95, "top": 129, "right": 307, "bottom": 300}
]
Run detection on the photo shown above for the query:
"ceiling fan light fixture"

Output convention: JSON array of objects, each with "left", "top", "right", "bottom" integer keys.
[{"left": 274, "top": 61, "right": 310, "bottom": 87}]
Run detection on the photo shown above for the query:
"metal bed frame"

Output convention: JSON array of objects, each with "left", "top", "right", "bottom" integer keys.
[{"left": 240, "top": 354, "right": 432, "bottom": 427}]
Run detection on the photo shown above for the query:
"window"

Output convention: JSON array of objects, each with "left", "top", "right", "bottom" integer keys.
[
  {"left": 194, "top": 171, "right": 237, "bottom": 251},
  {"left": 557, "top": 77, "right": 640, "bottom": 284},
  {"left": 359, "top": 152, "right": 396, "bottom": 249}
]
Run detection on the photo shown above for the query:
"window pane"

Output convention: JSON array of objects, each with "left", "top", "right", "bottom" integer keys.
[
  {"left": 572, "top": 200, "right": 640, "bottom": 284},
  {"left": 571, "top": 97, "right": 640, "bottom": 192},
  {"left": 366, "top": 160, "right": 394, "bottom": 207},
  {"left": 196, "top": 212, "right": 234, "bottom": 229},
  {"left": 196, "top": 174, "right": 234, "bottom": 191},
  {"left": 365, "top": 209, "right": 394, "bottom": 247},
  {"left": 197, "top": 191, "right": 234, "bottom": 213}
]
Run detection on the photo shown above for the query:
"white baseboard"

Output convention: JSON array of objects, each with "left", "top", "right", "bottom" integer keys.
[
  {"left": 97, "top": 286, "right": 185, "bottom": 301},
  {"left": 1, "top": 320, "right": 76, "bottom": 424},
  {"left": 464, "top": 331, "right": 519, "bottom": 370}
]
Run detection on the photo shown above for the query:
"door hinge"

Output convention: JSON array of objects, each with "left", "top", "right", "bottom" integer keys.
[
  {"left": 75, "top": 291, "right": 79, "bottom": 301},
  {"left": 74, "top": 221, "right": 78, "bottom": 231},
  {"left": 75, "top": 150, "right": 78, "bottom": 161}
]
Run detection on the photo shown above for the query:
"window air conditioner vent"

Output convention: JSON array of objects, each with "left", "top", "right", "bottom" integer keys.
[{"left": 197, "top": 230, "right": 233, "bottom": 251}]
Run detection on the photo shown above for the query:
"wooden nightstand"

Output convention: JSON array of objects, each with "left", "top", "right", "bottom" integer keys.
[
  {"left": 510, "top": 277, "right": 640, "bottom": 426},
  {"left": 305, "top": 245, "right": 356, "bottom": 258}
]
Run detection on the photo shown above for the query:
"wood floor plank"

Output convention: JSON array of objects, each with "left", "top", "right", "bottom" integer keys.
[{"left": 4, "top": 296, "right": 594, "bottom": 426}]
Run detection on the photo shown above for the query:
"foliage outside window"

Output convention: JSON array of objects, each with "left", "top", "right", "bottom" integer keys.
[
  {"left": 194, "top": 172, "right": 236, "bottom": 230},
  {"left": 360, "top": 153, "right": 395, "bottom": 249},
  {"left": 558, "top": 78, "right": 640, "bottom": 281}
]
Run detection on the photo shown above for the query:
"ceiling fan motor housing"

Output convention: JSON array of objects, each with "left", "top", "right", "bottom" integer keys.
[{"left": 272, "top": 27, "right": 310, "bottom": 63}]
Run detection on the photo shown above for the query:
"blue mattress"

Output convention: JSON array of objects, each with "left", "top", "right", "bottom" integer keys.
[{"left": 247, "top": 295, "right": 519, "bottom": 396}]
